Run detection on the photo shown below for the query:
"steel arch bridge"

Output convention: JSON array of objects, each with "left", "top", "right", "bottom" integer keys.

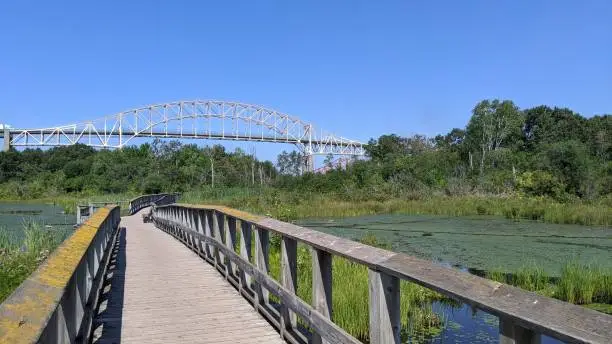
[{"left": 2, "top": 100, "right": 365, "bottom": 168}]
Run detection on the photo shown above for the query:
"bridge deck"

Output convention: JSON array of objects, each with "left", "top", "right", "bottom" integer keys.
[{"left": 91, "top": 210, "right": 285, "bottom": 344}]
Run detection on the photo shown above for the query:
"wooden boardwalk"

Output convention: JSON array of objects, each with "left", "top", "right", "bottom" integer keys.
[{"left": 91, "top": 210, "right": 285, "bottom": 344}]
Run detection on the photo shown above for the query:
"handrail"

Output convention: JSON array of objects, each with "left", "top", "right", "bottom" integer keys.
[
  {"left": 128, "top": 192, "right": 180, "bottom": 214},
  {"left": 0, "top": 206, "right": 121, "bottom": 344},
  {"left": 151, "top": 204, "right": 612, "bottom": 344}
]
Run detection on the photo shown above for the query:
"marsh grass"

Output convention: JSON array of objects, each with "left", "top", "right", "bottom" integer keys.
[
  {"left": 181, "top": 188, "right": 611, "bottom": 226},
  {"left": 487, "top": 261, "right": 611, "bottom": 310},
  {"left": 556, "top": 262, "right": 612, "bottom": 305},
  {"left": 0, "top": 221, "right": 70, "bottom": 302},
  {"left": 261, "top": 233, "right": 443, "bottom": 341}
]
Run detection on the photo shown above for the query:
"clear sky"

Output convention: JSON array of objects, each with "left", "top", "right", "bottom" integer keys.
[{"left": 1, "top": 1, "right": 610, "bottom": 161}]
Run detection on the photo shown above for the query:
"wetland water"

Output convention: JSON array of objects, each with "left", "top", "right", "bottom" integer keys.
[
  {"left": 298, "top": 214, "right": 611, "bottom": 343},
  {"left": 297, "top": 214, "right": 611, "bottom": 275},
  {"left": 1, "top": 205, "right": 607, "bottom": 343},
  {"left": 0, "top": 202, "right": 75, "bottom": 237}
]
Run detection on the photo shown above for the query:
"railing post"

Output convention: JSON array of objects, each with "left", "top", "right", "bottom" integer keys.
[
  {"left": 312, "top": 248, "right": 332, "bottom": 344},
  {"left": 187, "top": 209, "right": 196, "bottom": 249},
  {"left": 239, "top": 220, "right": 252, "bottom": 293},
  {"left": 368, "top": 270, "right": 400, "bottom": 344},
  {"left": 211, "top": 211, "right": 222, "bottom": 268},
  {"left": 192, "top": 210, "right": 204, "bottom": 254},
  {"left": 254, "top": 226, "right": 270, "bottom": 307},
  {"left": 214, "top": 211, "right": 226, "bottom": 272},
  {"left": 225, "top": 216, "right": 237, "bottom": 279},
  {"left": 499, "top": 318, "right": 541, "bottom": 344},
  {"left": 280, "top": 236, "right": 297, "bottom": 338},
  {"left": 202, "top": 210, "right": 212, "bottom": 259}
]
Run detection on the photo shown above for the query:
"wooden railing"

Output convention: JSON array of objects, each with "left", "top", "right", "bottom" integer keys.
[
  {"left": 128, "top": 192, "right": 179, "bottom": 215},
  {"left": 0, "top": 206, "right": 121, "bottom": 344},
  {"left": 151, "top": 204, "right": 612, "bottom": 344}
]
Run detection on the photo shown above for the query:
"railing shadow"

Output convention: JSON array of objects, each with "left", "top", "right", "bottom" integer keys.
[{"left": 91, "top": 227, "right": 127, "bottom": 343}]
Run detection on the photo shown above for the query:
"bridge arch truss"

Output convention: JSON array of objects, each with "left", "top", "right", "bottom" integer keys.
[{"left": 7, "top": 100, "right": 365, "bottom": 157}]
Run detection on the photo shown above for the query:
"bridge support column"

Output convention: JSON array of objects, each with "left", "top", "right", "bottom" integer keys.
[
  {"left": 304, "top": 154, "right": 314, "bottom": 174},
  {"left": 2, "top": 128, "right": 9, "bottom": 152}
]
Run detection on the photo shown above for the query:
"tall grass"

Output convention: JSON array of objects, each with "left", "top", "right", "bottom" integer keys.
[
  {"left": 487, "top": 261, "right": 611, "bottom": 310},
  {"left": 263, "top": 234, "right": 443, "bottom": 342},
  {"left": 0, "top": 221, "right": 70, "bottom": 302},
  {"left": 181, "top": 187, "right": 611, "bottom": 226},
  {"left": 556, "top": 262, "right": 612, "bottom": 305}
]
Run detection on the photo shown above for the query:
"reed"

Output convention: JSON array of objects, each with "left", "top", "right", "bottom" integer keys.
[
  {"left": 556, "top": 261, "right": 611, "bottom": 305},
  {"left": 0, "top": 221, "right": 70, "bottom": 302},
  {"left": 487, "top": 261, "right": 611, "bottom": 311},
  {"left": 181, "top": 188, "right": 611, "bottom": 226},
  {"left": 264, "top": 234, "right": 443, "bottom": 342}
]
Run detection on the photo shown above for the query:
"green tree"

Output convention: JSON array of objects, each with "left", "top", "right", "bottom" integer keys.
[{"left": 465, "top": 99, "right": 523, "bottom": 175}]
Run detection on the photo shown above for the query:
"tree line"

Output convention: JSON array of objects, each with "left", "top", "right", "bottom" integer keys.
[
  {"left": 0, "top": 139, "right": 276, "bottom": 198},
  {"left": 276, "top": 100, "right": 611, "bottom": 201},
  {"left": 0, "top": 99, "right": 610, "bottom": 202}
]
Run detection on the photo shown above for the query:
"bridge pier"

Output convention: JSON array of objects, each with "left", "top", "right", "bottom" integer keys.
[
  {"left": 2, "top": 128, "right": 9, "bottom": 152},
  {"left": 304, "top": 154, "right": 314, "bottom": 174}
]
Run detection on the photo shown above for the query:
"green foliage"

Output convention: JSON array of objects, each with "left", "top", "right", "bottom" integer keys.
[
  {"left": 516, "top": 171, "right": 564, "bottom": 199},
  {"left": 358, "top": 233, "right": 392, "bottom": 250},
  {"left": 0, "top": 140, "right": 277, "bottom": 198},
  {"left": 0, "top": 222, "right": 70, "bottom": 302},
  {"left": 556, "top": 262, "right": 612, "bottom": 305},
  {"left": 487, "top": 261, "right": 611, "bottom": 310},
  {"left": 266, "top": 243, "right": 443, "bottom": 341},
  {"left": 0, "top": 99, "right": 609, "bottom": 221}
]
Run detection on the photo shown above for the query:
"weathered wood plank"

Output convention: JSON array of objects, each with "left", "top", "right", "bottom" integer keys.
[
  {"left": 379, "top": 253, "right": 611, "bottom": 343},
  {"left": 155, "top": 217, "right": 360, "bottom": 344},
  {"left": 368, "top": 269, "right": 400, "bottom": 344},
  {"left": 239, "top": 220, "right": 253, "bottom": 293},
  {"left": 500, "top": 317, "right": 541, "bottom": 344},
  {"left": 280, "top": 236, "right": 298, "bottom": 339},
  {"left": 255, "top": 226, "right": 270, "bottom": 306},
  {"left": 225, "top": 216, "right": 237, "bottom": 279},
  {"left": 312, "top": 248, "right": 332, "bottom": 344},
  {"left": 92, "top": 211, "right": 284, "bottom": 344},
  {"left": 153, "top": 204, "right": 612, "bottom": 344}
]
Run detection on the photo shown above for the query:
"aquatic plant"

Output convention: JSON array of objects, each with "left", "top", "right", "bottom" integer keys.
[
  {"left": 263, "top": 235, "right": 443, "bottom": 342},
  {"left": 0, "top": 222, "right": 70, "bottom": 302},
  {"left": 556, "top": 261, "right": 611, "bottom": 305},
  {"left": 487, "top": 261, "right": 611, "bottom": 312}
]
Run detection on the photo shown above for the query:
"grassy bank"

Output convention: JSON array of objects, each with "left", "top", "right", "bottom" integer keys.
[
  {"left": 0, "top": 222, "right": 70, "bottom": 302},
  {"left": 2, "top": 186, "right": 610, "bottom": 226},
  {"left": 181, "top": 187, "right": 612, "bottom": 226},
  {"left": 487, "top": 262, "right": 612, "bottom": 314}
]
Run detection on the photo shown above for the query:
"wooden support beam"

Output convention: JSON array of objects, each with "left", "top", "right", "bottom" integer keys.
[
  {"left": 225, "top": 216, "right": 237, "bottom": 279},
  {"left": 368, "top": 269, "right": 400, "bottom": 344},
  {"left": 200, "top": 210, "right": 214, "bottom": 259},
  {"left": 500, "top": 318, "right": 542, "bottom": 344},
  {"left": 254, "top": 226, "right": 270, "bottom": 307},
  {"left": 210, "top": 211, "right": 222, "bottom": 267},
  {"left": 312, "top": 247, "right": 332, "bottom": 344},
  {"left": 239, "top": 220, "right": 253, "bottom": 293},
  {"left": 280, "top": 236, "right": 297, "bottom": 339}
]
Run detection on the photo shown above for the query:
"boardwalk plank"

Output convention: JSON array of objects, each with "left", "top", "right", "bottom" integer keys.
[{"left": 92, "top": 210, "right": 285, "bottom": 344}]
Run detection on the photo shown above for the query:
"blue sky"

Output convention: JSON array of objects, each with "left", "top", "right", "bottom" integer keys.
[{"left": 1, "top": 1, "right": 610, "bottom": 162}]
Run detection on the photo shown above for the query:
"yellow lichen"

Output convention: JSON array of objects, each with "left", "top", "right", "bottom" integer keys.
[
  {"left": 0, "top": 207, "right": 118, "bottom": 343},
  {"left": 176, "top": 203, "right": 264, "bottom": 223}
]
